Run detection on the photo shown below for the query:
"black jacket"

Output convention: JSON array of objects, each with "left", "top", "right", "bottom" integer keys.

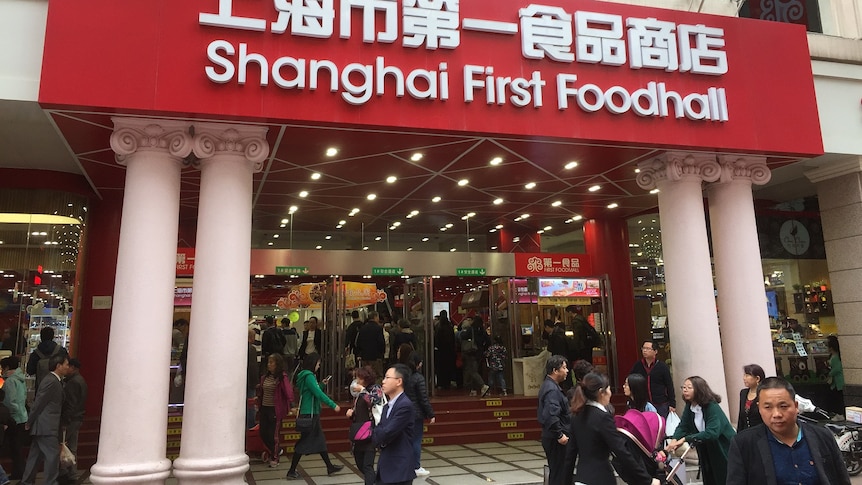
[
  {"left": 344, "top": 319, "right": 363, "bottom": 352},
  {"left": 567, "top": 404, "right": 653, "bottom": 485},
  {"left": 629, "top": 358, "right": 675, "bottom": 408},
  {"left": 537, "top": 376, "right": 570, "bottom": 440},
  {"left": 404, "top": 370, "right": 434, "bottom": 420},
  {"left": 737, "top": 388, "right": 763, "bottom": 431},
  {"left": 297, "top": 329, "right": 321, "bottom": 359},
  {"left": 727, "top": 422, "right": 850, "bottom": 485},
  {"left": 355, "top": 322, "right": 384, "bottom": 361}
]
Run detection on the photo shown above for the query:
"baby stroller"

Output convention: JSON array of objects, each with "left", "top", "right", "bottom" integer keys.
[{"left": 615, "top": 409, "right": 686, "bottom": 485}]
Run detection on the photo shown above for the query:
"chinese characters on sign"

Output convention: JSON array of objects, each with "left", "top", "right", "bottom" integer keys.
[
  {"left": 514, "top": 253, "right": 592, "bottom": 277},
  {"left": 200, "top": 1, "right": 729, "bottom": 121}
]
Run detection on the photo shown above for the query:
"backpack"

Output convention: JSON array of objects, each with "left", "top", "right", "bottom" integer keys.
[
  {"left": 460, "top": 327, "right": 478, "bottom": 354},
  {"left": 283, "top": 328, "right": 299, "bottom": 356},
  {"left": 35, "top": 344, "right": 62, "bottom": 388}
]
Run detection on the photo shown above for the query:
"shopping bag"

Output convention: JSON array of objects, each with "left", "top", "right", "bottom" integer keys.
[
  {"left": 60, "top": 439, "right": 76, "bottom": 467},
  {"left": 665, "top": 411, "right": 681, "bottom": 437},
  {"left": 349, "top": 420, "right": 373, "bottom": 443},
  {"left": 296, "top": 414, "right": 314, "bottom": 433}
]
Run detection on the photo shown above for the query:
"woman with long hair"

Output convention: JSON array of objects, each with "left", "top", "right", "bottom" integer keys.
[
  {"left": 345, "top": 365, "right": 382, "bottom": 485},
  {"left": 666, "top": 376, "right": 735, "bottom": 485},
  {"left": 736, "top": 364, "right": 765, "bottom": 431},
  {"left": 285, "top": 352, "right": 344, "bottom": 480},
  {"left": 623, "top": 373, "right": 657, "bottom": 413},
  {"left": 257, "top": 353, "right": 295, "bottom": 467},
  {"left": 826, "top": 335, "right": 845, "bottom": 415},
  {"left": 566, "top": 372, "right": 658, "bottom": 485}
]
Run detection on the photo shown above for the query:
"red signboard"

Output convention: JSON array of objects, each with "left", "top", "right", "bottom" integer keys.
[
  {"left": 176, "top": 248, "right": 196, "bottom": 276},
  {"left": 514, "top": 253, "right": 592, "bottom": 277},
  {"left": 39, "top": 0, "right": 821, "bottom": 156}
]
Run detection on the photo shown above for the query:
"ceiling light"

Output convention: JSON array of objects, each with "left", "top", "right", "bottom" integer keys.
[
  {"left": 422, "top": 237, "right": 429, "bottom": 242},
  {"left": 273, "top": 234, "right": 279, "bottom": 239},
  {"left": 393, "top": 221, "right": 401, "bottom": 227},
  {"left": 386, "top": 176, "right": 397, "bottom": 183},
  {"left": 514, "top": 217, "right": 521, "bottom": 222},
  {"left": 467, "top": 212, "right": 476, "bottom": 218},
  {"left": 432, "top": 196, "right": 441, "bottom": 203},
  {"left": 490, "top": 157, "right": 503, "bottom": 166},
  {"left": 544, "top": 225, "right": 552, "bottom": 231},
  {"left": 389, "top": 225, "right": 397, "bottom": 230},
  {"left": 311, "top": 172, "right": 321, "bottom": 180},
  {"left": 552, "top": 201, "right": 562, "bottom": 207},
  {"left": 525, "top": 182, "right": 536, "bottom": 189},
  {"left": 339, "top": 220, "right": 347, "bottom": 225},
  {"left": 490, "top": 246, "right": 498, "bottom": 250},
  {"left": 493, "top": 198, "right": 503, "bottom": 205},
  {"left": 326, "top": 147, "right": 338, "bottom": 157},
  {"left": 588, "top": 185, "right": 601, "bottom": 192},
  {"left": 512, "top": 237, "right": 520, "bottom": 242},
  {"left": 573, "top": 215, "right": 583, "bottom": 221},
  {"left": 289, "top": 206, "right": 298, "bottom": 214},
  {"left": 489, "top": 229, "right": 497, "bottom": 233},
  {"left": 411, "top": 153, "right": 423, "bottom": 162},
  {"left": 363, "top": 246, "right": 369, "bottom": 250},
  {"left": 565, "top": 219, "right": 572, "bottom": 223},
  {"left": 299, "top": 191, "right": 308, "bottom": 198},
  {"left": 407, "top": 247, "right": 413, "bottom": 251},
  {"left": 607, "top": 202, "right": 619, "bottom": 209},
  {"left": 634, "top": 168, "right": 641, "bottom": 173},
  {"left": 457, "top": 179, "right": 469, "bottom": 186},
  {"left": 521, "top": 214, "right": 530, "bottom": 219},
  {"left": 468, "top": 238, "right": 475, "bottom": 242},
  {"left": 267, "top": 242, "right": 274, "bottom": 246},
  {"left": 565, "top": 161, "right": 578, "bottom": 169},
  {"left": 375, "top": 236, "right": 382, "bottom": 241},
  {"left": 650, "top": 189, "right": 660, "bottom": 194},
  {"left": 367, "top": 193, "right": 377, "bottom": 200},
  {"left": 445, "top": 223, "right": 454, "bottom": 228},
  {"left": 325, "top": 235, "right": 332, "bottom": 240},
  {"left": 449, "top": 248, "right": 457, "bottom": 252},
  {"left": 537, "top": 230, "right": 545, "bottom": 234},
  {"left": 496, "top": 224, "right": 503, "bottom": 229},
  {"left": 440, "top": 227, "right": 448, "bottom": 231}
]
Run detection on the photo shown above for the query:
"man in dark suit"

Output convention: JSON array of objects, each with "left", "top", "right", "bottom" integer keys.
[
  {"left": 727, "top": 377, "right": 850, "bottom": 485},
  {"left": 21, "top": 353, "right": 71, "bottom": 485},
  {"left": 374, "top": 363, "right": 416, "bottom": 485}
]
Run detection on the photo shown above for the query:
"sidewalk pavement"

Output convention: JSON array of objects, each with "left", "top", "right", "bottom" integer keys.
[{"left": 77, "top": 439, "right": 862, "bottom": 484}]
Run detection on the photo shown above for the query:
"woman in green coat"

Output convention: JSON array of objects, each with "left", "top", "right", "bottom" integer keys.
[
  {"left": 285, "top": 352, "right": 344, "bottom": 480},
  {"left": 665, "top": 376, "right": 735, "bottom": 485}
]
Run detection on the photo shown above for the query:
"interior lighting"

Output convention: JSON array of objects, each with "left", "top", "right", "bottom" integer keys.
[
  {"left": 650, "top": 189, "right": 660, "bottom": 194},
  {"left": 489, "top": 229, "right": 497, "bottom": 233},
  {"left": 525, "top": 182, "right": 536, "bottom": 189},
  {"left": 432, "top": 196, "right": 442, "bottom": 203},
  {"left": 311, "top": 172, "right": 321, "bottom": 180},
  {"left": 635, "top": 168, "right": 641, "bottom": 173},
  {"left": 490, "top": 157, "right": 503, "bottom": 166},
  {"left": 552, "top": 201, "right": 562, "bottom": 207},
  {"left": 607, "top": 203, "right": 619, "bottom": 209},
  {"left": 468, "top": 238, "right": 475, "bottom": 242},
  {"left": 375, "top": 236, "right": 382, "bottom": 241},
  {"left": 325, "top": 235, "right": 332, "bottom": 240},
  {"left": 339, "top": 220, "right": 347, "bottom": 225},
  {"left": 493, "top": 198, "right": 504, "bottom": 205},
  {"left": 0, "top": 214, "right": 80, "bottom": 225},
  {"left": 457, "top": 179, "right": 469, "bottom": 186},
  {"left": 267, "top": 242, "right": 274, "bottom": 246},
  {"left": 544, "top": 225, "right": 552, "bottom": 231},
  {"left": 289, "top": 206, "right": 298, "bottom": 214},
  {"left": 565, "top": 219, "right": 573, "bottom": 224},
  {"left": 512, "top": 237, "right": 520, "bottom": 242},
  {"left": 336, "top": 224, "right": 343, "bottom": 229},
  {"left": 299, "top": 191, "right": 308, "bottom": 198},
  {"left": 520, "top": 214, "right": 530, "bottom": 219},
  {"left": 281, "top": 218, "right": 289, "bottom": 224},
  {"left": 445, "top": 223, "right": 454, "bottom": 228},
  {"left": 389, "top": 225, "right": 397, "bottom": 230},
  {"left": 565, "top": 161, "right": 578, "bottom": 169},
  {"left": 386, "top": 176, "right": 397, "bottom": 183},
  {"left": 367, "top": 193, "right": 377, "bottom": 200},
  {"left": 315, "top": 245, "right": 322, "bottom": 250},
  {"left": 363, "top": 246, "right": 369, "bottom": 250},
  {"left": 393, "top": 221, "right": 401, "bottom": 227},
  {"left": 449, "top": 248, "right": 457, "bottom": 252},
  {"left": 407, "top": 247, "right": 413, "bottom": 251},
  {"left": 326, "top": 147, "right": 338, "bottom": 157},
  {"left": 422, "top": 237, "right": 430, "bottom": 242},
  {"left": 496, "top": 224, "right": 504, "bottom": 229},
  {"left": 272, "top": 234, "right": 279, "bottom": 239},
  {"left": 490, "top": 246, "right": 498, "bottom": 250},
  {"left": 440, "top": 227, "right": 448, "bottom": 231},
  {"left": 588, "top": 185, "right": 601, "bottom": 192},
  {"left": 573, "top": 215, "right": 583, "bottom": 221},
  {"left": 410, "top": 153, "right": 423, "bottom": 162}
]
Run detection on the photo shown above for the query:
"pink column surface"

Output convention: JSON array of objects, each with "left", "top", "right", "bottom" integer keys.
[
  {"left": 90, "top": 130, "right": 185, "bottom": 484},
  {"left": 173, "top": 124, "right": 267, "bottom": 485},
  {"left": 708, "top": 171, "right": 776, "bottom": 426}
]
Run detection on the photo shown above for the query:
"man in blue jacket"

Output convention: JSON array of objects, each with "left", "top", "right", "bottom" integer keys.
[{"left": 374, "top": 363, "right": 416, "bottom": 485}]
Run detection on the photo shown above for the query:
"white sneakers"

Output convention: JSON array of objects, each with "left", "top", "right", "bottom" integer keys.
[
  {"left": 415, "top": 467, "right": 430, "bottom": 476},
  {"left": 481, "top": 385, "right": 490, "bottom": 397}
]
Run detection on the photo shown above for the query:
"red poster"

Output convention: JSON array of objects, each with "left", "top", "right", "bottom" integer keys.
[{"left": 176, "top": 248, "right": 195, "bottom": 276}]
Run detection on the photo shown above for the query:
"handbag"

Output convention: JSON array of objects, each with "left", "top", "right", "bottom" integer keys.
[
  {"left": 349, "top": 420, "right": 373, "bottom": 443},
  {"left": 295, "top": 391, "right": 317, "bottom": 433}
]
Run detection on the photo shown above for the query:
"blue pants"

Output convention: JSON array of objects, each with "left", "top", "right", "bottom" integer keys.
[
  {"left": 412, "top": 417, "right": 424, "bottom": 469},
  {"left": 488, "top": 370, "right": 506, "bottom": 392}
]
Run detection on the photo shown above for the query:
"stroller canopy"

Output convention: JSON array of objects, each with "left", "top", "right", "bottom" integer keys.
[{"left": 614, "top": 409, "right": 665, "bottom": 452}]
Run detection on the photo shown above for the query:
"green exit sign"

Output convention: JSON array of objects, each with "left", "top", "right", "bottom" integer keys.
[
  {"left": 275, "top": 266, "right": 309, "bottom": 275},
  {"left": 372, "top": 267, "right": 404, "bottom": 276},
  {"left": 457, "top": 268, "right": 486, "bottom": 276}
]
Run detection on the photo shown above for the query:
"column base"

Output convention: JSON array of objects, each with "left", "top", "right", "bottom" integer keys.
[
  {"left": 89, "top": 458, "right": 172, "bottom": 485},
  {"left": 173, "top": 453, "right": 249, "bottom": 485}
]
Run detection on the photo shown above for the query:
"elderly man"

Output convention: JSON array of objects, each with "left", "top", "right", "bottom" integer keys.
[
  {"left": 537, "top": 355, "right": 570, "bottom": 485},
  {"left": 727, "top": 376, "right": 850, "bottom": 485}
]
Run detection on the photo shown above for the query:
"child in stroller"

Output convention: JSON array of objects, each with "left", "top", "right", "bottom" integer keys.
[{"left": 615, "top": 409, "right": 685, "bottom": 485}]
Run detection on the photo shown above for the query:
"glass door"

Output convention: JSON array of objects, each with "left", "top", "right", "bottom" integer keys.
[
  {"left": 322, "top": 275, "right": 349, "bottom": 400},
  {"left": 403, "top": 276, "right": 434, "bottom": 395}
]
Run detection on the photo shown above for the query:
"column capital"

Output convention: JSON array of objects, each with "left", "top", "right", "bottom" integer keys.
[
  {"left": 635, "top": 151, "right": 720, "bottom": 190},
  {"left": 192, "top": 122, "right": 269, "bottom": 172},
  {"left": 110, "top": 117, "right": 194, "bottom": 166},
  {"left": 804, "top": 155, "right": 862, "bottom": 184},
  {"left": 714, "top": 155, "right": 771, "bottom": 185}
]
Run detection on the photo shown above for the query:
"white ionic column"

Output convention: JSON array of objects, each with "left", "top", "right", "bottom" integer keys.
[
  {"left": 637, "top": 152, "right": 730, "bottom": 415},
  {"left": 173, "top": 123, "right": 268, "bottom": 485},
  {"left": 707, "top": 156, "right": 776, "bottom": 425},
  {"left": 90, "top": 119, "right": 192, "bottom": 485}
]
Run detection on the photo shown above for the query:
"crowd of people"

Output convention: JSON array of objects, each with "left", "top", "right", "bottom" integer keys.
[{"left": 538, "top": 337, "right": 851, "bottom": 485}]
